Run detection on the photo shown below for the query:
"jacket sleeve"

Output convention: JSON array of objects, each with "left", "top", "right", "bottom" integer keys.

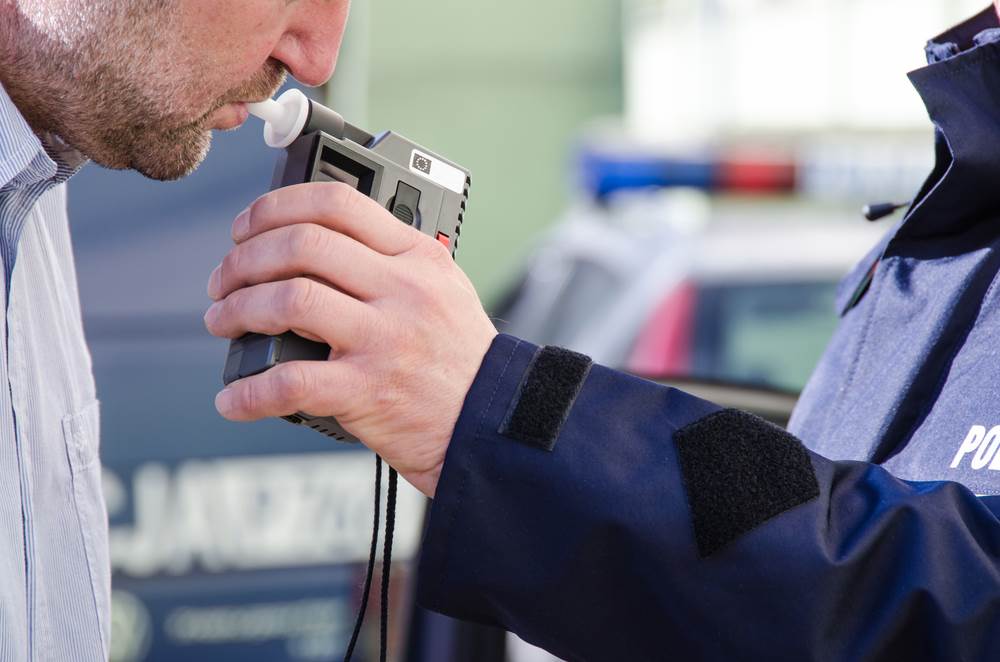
[{"left": 415, "top": 334, "right": 1000, "bottom": 662}]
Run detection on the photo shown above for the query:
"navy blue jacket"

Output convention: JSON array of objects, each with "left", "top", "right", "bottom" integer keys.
[{"left": 417, "top": 10, "right": 1000, "bottom": 662}]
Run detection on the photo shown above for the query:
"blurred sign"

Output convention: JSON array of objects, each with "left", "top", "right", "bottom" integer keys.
[
  {"left": 103, "top": 451, "right": 423, "bottom": 662},
  {"left": 106, "top": 454, "right": 422, "bottom": 577}
]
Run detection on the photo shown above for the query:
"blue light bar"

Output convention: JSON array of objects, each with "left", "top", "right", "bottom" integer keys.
[{"left": 578, "top": 147, "right": 716, "bottom": 200}]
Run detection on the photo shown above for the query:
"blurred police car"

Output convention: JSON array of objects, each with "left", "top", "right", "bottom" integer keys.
[
  {"left": 622, "top": 212, "right": 883, "bottom": 391},
  {"left": 494, "top": 147, "right": 888, "bottom": 394}
]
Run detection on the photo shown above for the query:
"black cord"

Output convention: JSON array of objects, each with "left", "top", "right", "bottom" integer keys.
[
  {"left": 344, "top": 455, "right": 382, "bottom": 662},
  {"left": 342, "top": 457, "right": 398, "bottom": 662},
  {"left": 380, "top": 468, "right": 399, "bottom": 662}
]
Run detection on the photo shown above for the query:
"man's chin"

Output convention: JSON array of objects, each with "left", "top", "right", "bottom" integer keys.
[
  {"left": 128, "top": 130, "right": 213, "bottom": 182},
  {"left": 136, "top": 104, "right": 253, "bottom": 180}
]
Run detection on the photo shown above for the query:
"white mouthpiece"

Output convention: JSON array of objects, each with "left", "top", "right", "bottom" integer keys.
[{"left": 247, "top": 88, "right": 310, "bottom": 149}]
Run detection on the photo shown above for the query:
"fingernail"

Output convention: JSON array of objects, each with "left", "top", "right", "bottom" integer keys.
[
  {"left": 207, "top": 264, "right": 221, "bottom": 299},
  {"left": 233, "top": 207, "right": 251, "bottom": 241},
  {"left": 215, "top": 388, "right": 234, "bottom": 414}
]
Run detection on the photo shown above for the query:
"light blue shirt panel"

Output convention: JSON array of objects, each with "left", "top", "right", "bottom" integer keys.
[{"left": 0, "top": 82, "right": 108, "bottom": 661}]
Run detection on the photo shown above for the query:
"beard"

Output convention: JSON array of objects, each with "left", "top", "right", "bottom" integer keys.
[
  {"left": 3, "top": 1, "right": 287, "bottom": 181},
  {"left": 91, "top": 58, "right": 287, "bottom": 181}
]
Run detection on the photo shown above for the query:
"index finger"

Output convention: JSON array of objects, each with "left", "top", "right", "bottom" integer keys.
[{"left": 234, "top": 182, "right": 419, "bottom": 256}]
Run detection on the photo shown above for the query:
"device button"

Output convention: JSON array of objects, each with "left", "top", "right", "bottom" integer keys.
[
  {"left": 436, "top": 232, "right": 451, "bottom": 249},
  {"left": 390, "top": 181, "right": 421, "bottom": 226}
]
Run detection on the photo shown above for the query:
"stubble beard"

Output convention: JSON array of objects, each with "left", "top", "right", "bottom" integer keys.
[
  {"left": 80, "top": 57, "right": 288, "bottom": 181},
  {"left": 6, "top": 2, "right": 287, "bottom": 181}
]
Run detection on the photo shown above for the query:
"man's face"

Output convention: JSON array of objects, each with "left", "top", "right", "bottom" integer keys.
[{"left": 13, "top": 0, "right": 349, "bottom": 180}]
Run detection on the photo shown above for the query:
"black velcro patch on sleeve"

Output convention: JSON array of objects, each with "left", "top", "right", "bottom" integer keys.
[
  {"left": 674, "top": 409, "right": 819, "bottom": 558},
  {"left": 500, "top": 346, "right": 592, "bottom": 451}
]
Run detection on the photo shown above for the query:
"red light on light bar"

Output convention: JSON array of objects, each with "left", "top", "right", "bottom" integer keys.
[{"left": 716, "top": 158, "right": 796, "bottom": 193}]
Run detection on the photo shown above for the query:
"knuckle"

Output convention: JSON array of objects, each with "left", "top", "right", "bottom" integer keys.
[
  {"left": 220, "top": 289, "right": 255, "bottom": 331},
  {"left": 225, "top": 289, "right": 247, "bottom": 317},
  {"left": 285, "top": 224, "right": 323, "bottom": 263},
  {"left": 207, "top": 297, "right": 239, "bottom": 336},
  {"left": 415, "top": 232, "right": 453, "bottom": 266},
  {"left": 373, "top": 375, "right": 402, "bottom": 410},
  {"left": 250, "top": 192, "right": 276, "bottom": 219},
  {"left": 395, "top": 238, "right": 451, "bottom": 301},
  {"left": 272, "top": 364, "right": 309, "bottom": 406},
  {"left": 385, "top": 259, "right": 417, "bottom": 291},
  {"left": 366, "top": 368, "right": 404, "bottom": 415},
  {"left": 388, "top": 262, "right": 434, "bottom": 308},
  {"left": 350, "top": 305, "right": 384, "bottom": 348},
  {"left": 432, "top": 240, "right": 454, "bottom": 267},
  {"left": 220, "top": 247, "right": 242, "bottom": 284},
  {"left": 278, "top": 278, "right": 319, "bottom": 319},
  {"left": 238, "top": 379, "right": 260, "bottom": 415},
  {"left": 317, "top": 181, "right": 361, "bottom": 215},
  {"left": 244, "top": 197, "right": 264, "bottom": 235}
]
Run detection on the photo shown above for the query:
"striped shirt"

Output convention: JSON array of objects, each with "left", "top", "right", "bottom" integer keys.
[{"left": 0, "top": 84, "right": 108, "bottom": 660}]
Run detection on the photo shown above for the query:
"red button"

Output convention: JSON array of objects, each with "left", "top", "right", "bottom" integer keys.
[{"left": 436, "top": 232, "right": 451, "bottom": 249}]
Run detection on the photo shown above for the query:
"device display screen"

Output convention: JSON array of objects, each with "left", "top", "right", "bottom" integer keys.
[{"left": 318, "top": 146, "right": 376, "bottom": 196}]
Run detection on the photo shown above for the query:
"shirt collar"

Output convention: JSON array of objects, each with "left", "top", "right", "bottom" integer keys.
[{"left": 0, "top": 82, "right": 87, "bottom": 191}]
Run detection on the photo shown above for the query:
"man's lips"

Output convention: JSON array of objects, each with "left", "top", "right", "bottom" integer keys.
[{"left": 208, "top": 103, "right": 249, "bottom": 130}]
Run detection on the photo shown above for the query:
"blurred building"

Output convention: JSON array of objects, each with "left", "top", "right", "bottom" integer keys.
[
  {"left": 626, "top": 0, "right": 986, "bottom": 139},
  {"left": 340, "top": 0, "right": 625, "bottom": 303}
]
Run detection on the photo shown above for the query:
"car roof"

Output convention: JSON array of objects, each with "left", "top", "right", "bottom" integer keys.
[
  {"left": 531, "top": 194, "right": 887, "bottom": 285},
  {"left": 691, "top": 213, "right": 885, "bottom": 282}
]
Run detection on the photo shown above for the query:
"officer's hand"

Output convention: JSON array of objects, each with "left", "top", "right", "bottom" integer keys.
[{"left": 204, "top": 182, "right": 498, "bottom": 497}]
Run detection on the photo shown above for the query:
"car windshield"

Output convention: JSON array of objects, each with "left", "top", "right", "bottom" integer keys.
[
  {"left": 542, "top": 259, "right": 621, "bottom": 347},
  {"left": 692, "top": 280, "right": 839, "bottom": 392}
]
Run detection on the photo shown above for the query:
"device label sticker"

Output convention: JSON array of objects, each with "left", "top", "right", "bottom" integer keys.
[{"left": 410, "top": 149, "right": 466, "bottom": 194}]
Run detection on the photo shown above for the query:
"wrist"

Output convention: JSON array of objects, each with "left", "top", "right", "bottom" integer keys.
[{"left": 406, "top": 464, "right": 443, "bottom": 499}]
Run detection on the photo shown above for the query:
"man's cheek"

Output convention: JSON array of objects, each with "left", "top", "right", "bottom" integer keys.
[{"left": 180, "top": 1, "right": 279, "bottom": 71}]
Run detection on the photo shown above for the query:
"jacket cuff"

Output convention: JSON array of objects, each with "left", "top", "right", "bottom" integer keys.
[
  {"left": 415, "top": 334, "right": 720, "bottom": 629},
  {"left": 416, "top": 333, "right": 536, "bottom": 623}
]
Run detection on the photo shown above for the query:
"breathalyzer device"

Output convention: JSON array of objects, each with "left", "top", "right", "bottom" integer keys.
[{"left": 221, "top": 89, "right": 471, "bottom": 442}]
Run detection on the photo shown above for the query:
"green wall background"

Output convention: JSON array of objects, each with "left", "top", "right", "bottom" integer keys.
[{"left": 328, "top": 0, "right": 623, "bottom": 305}]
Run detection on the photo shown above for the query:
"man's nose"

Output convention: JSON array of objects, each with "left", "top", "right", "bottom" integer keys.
[{"left": 270, "top": 1, "right": 349, "bottom": 87}]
